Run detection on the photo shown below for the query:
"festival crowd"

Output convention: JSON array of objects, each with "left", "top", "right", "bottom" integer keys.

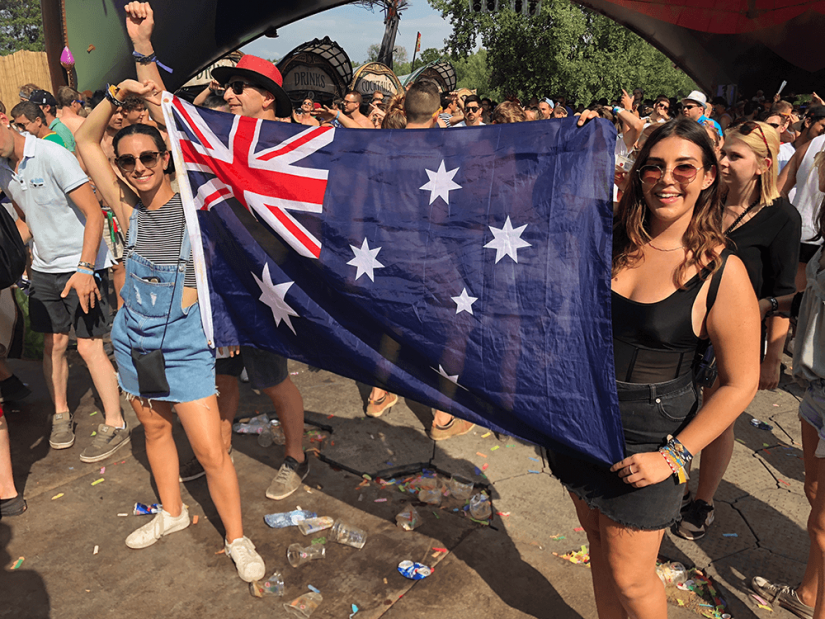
[{"left": 1, "top": 3, "right": 825, "bottom": 618}]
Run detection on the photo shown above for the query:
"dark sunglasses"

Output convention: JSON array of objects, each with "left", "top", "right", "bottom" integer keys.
[
  {"left": 465, "top": 106, "right": 481, "bottom": 112},
  {"left": 656, "top": 103, "right": 669, "bottom": 110},
  {"left": 738, "top": 121, "right": 771, "bottom": 158},
  {"left": 13, "top": 122, "right": 31, "bottom": 132},
  {"left": 224, "top": 80, "right": 260, "bottom": 95},
  {"left": 682, "top": 104, "right": 701, "bottom": 111},
  {"left": 116, "top": 151, "right": 164, "bottom": 172},
  {"left": 637, "top": 163, "right": 705, "bottom": 185},
  {"left": 766, "top": 122, "right": 781, "bottom": 129}
]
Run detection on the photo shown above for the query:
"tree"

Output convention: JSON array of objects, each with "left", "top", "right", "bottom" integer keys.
[
  {"left": 0, "top": 0, "right": 45, "bottom": 55},
  {"left": 428, "top": 0, "right": 696, "bottom": 105},
  {"left": 394, "top": 47, "right": 442, "bottom": 77},
  {"left": 453, "top": 49, "right": 501, "bottom": 100}
]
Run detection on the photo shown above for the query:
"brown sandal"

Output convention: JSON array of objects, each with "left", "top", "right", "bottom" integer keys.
[{"left": 366, "top": 392, "right": 398, "bottom": 418}]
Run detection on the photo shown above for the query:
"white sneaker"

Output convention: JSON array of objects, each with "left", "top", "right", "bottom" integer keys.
[
  {"left": 225, "top": 536, "right": 266, "bottom": 582},
  {"left": 126, "top": 506, "right": 190, "bottom": 549}
]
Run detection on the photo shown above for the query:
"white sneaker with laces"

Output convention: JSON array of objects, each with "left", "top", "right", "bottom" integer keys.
[
  {"left": 126, "top": 506, "right": 190, "bottom": 549},
  {"left": 225, "top": 536, "right": 266, "bottom": 582}
]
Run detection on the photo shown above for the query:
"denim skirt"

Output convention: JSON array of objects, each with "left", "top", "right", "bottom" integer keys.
[{"left": 547, "top": 373, "right": 698, "bottom": 530}]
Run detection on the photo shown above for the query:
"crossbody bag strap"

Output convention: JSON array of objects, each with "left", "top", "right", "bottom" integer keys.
[{"left": 156, "top": 223, "right": 188, "bottom": 351}]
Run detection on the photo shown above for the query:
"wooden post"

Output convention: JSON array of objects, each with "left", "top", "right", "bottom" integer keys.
[{"left": 41, "top": 0, "right": 68, "bottom": 94}]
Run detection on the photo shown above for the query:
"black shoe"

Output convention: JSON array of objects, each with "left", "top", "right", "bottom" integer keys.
[
  {"left": 672, "top": 499, "right": 715, "bottom": 540},
  {"left": 0, "top": 494, "right": 27, "bottom": 517},
  {"left": 0, "top": 375, "right": 31, "bottom": 402}
]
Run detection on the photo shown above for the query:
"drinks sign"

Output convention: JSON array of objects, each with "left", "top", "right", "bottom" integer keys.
[{"left": 283, "top": 66, "right": 336, "bottom": 94}]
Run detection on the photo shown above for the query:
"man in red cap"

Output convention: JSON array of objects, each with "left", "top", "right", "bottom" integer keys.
[{"left": 125, "top": 4, "right": 310, "bottom": 505}]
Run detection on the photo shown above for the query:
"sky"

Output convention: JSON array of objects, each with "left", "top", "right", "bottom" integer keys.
[{"left": 241, "top": 3, "right": 456, "bottom": 66}]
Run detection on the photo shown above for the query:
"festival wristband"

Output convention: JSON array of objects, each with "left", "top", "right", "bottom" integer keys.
[
  {"left": 132, "top": 50, "right": 174, "bottom": 74},
  {"left": 335, "top": 110, "right": 341, "bottom": 122},
  {"left": 105, "top": 84, "right": 123, "bottom": 107},
  {"left": 76, "top": 267, "right": 94, "bottom": 276}
]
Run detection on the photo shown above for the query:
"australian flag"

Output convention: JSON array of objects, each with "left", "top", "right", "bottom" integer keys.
[{"left": 162, "top": 94, "right": 623, "bottom": 466}]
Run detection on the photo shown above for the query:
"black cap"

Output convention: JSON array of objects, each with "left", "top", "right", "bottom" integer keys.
[{"left": 28, "top": 89, "right": 58, "bottom": 108}]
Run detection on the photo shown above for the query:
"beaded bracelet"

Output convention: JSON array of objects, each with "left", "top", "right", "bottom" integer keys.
[
  {"left": 659, "top": 449, "right": 688, "bottom": 484},
  {"left": 77, "top": 260, "right": 94, "bottom": 271},
  {"left": 132, "top": 50, "right": 173, "bottom": 74}
]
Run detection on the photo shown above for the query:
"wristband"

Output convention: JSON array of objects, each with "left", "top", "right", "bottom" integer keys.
[
  {"left": 132, "top": 50, "right": 173, "bottom": 74},
  {"left": 335, "top": 110, "right": 341, "bottom": 123},
  {"left": 105, "top": 84, "right": 123, "bottom": 107},
  {"left": 78, "top": 261, "right": 94, "bottom": 270},
  {"left": 768, "top": 297, "right": 779, "bottom": 314},
  {"left": 77, "top": 267, "right": 94, "bottom": 275},
  {"left": 613, "top": 107, "right": 625, "bottom": 115}
]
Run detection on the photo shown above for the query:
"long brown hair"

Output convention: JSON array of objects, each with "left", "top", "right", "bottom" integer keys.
[{"left": 613, "top": 118, "right": 725, "bottom": 286}]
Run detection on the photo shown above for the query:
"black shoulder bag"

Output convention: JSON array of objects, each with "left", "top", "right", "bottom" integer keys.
[{"left": 0, "top": 204, "right": 27, "bottom": 290}]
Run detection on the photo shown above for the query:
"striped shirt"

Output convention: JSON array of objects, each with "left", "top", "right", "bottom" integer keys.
[{"left": 130, "top": 194, "right": 196, "bottom": 287}]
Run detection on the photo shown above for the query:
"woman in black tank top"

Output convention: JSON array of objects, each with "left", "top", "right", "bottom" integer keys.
[{"left": 547, "top": 119, "right": 761, "bottom": 619}]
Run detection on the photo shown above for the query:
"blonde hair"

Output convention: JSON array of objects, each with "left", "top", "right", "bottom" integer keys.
[{"left": 725, "top": 120, "right": 781, "bottom": 205}]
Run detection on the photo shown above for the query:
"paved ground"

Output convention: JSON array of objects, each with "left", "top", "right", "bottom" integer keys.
[{"left": 0, "top": 349, "right": 809, "bottom": 618}]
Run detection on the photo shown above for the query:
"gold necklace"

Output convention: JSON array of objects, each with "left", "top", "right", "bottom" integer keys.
[{"left": 647, "top": 241, "right": 686, "bottom": 252}]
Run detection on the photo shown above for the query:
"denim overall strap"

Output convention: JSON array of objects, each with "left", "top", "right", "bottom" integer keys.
[{"left": 126, "top": 206, "right": 140, "bottom": 249}]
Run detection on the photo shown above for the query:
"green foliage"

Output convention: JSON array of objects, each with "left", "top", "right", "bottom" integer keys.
[
  {"left": 428, "top": 0, "right": 696, "bottom": 105},
  {"left": 394, "top": 47, "right": 443, "bottom": 77},
  {"left": 0, "top": 0, "right": 45, "bottom": 55},
  {"left": 453, "top": 49, "right": 501, "bottom": 100}
]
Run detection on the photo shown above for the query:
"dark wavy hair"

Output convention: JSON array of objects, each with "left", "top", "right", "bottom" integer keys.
[{"left": 613, "top": 118, "right": 725, "bottom": 286}]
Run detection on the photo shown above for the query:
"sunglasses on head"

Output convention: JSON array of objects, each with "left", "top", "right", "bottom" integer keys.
[
  {"left": 115, "top": 151, "right": 164, "bottom": 172},
  {"left": 637, "top": 163, "right": 705, "bottom": 185},
  {"left": 224, "top": 81, "right": 260, "bottom": 95},
  {"left": 738, "top": 121, "right": 772, "bottom": 158}
]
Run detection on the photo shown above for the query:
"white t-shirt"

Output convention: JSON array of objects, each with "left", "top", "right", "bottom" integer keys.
[
  {"left": 791, "top": 134, "right": 825, "bottom": 245},
  {"left": 0, "top": 134, "right": 111, "bottom": 273},
  {"left": 777, "top": 142, "right": 795, "bottom": 174}
]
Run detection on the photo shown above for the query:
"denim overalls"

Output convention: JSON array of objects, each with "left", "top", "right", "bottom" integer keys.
[{"left": 111, "top": 204, "right": 215, "bottom": 403}]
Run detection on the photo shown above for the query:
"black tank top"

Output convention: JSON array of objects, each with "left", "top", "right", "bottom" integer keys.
[{"left": 612, "top": 252, "right": 728, "bottom": 383}]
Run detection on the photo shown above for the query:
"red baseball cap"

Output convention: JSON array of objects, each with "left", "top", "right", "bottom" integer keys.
[{"left": 212, "top": 55, "right": 292, "bottom": 117}]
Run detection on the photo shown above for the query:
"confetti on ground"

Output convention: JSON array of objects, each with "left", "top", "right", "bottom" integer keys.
[
  {"left": 506, "top": 444, "right": 515, "bottom": 447},
  {"left": 374, "top": 498, "right": 387, "bottom": 503},
  {"left": 722, "top": 533, "right": 737, "bottom": 537},
  {"left": 549, "top": 535, "right": 566, "bottom": 540},
  {"left": 773, "top": 403, "right": 779, "bottom": 406},
  {"left": 327, "top": 414, "right": 334, "bottom": 419},
  {"left": 432, "top": 511, "right": 440, "bottom": 519},
  {"left": 490, "top": 446, "right": 500, "bottom": 451},
  {"left": 677, "top": 599, "right": 684, "bottom": 607},
  {"left": 93, "top": 545, "right": 99, "bottom": 555},
  {"left": 482, "top": 463, "right": 489, "bottom": 471},
  {"left": 497, "top": 512, "right": 510, "bottom": 517},
  {"left": 311, "top": 537, "right": 326, "bottom": 545},
  {"left": 758, "top": 604, "right": 773, "bottom": 611},
  {"left": 11, "top": 557, "right": 24, "bottom": 569},
  {"left": 51, "top": 493, "right": 64, "bottom": 500},
  {"left": 118, "top": 513, "right": 128, "bottom": 517},
  {"left": 475, "top": 452, "right": 487, "bottom": 458},
  {"left": 91, "top": 478, "right": 104, "bottom": 486},
  {"left": 528, "top": 469, "right": 541, "bottom": 474},
  {"left": 91, "top": 431, "right": 97, "bottom": 436},
  {"left": 574, "top": 527, "right": 584, "bottom": 532},
  {"left": 215, "top": 549, "right": 225, "bottom": 555},
  {"left": 752, "top": 594, "right": 769, "bottom": 606},
  {"left": 383, "top": 578, "right": 388, "bottom": 584},
  {"left": 90, "top": 411, "right": 98, "bottom": 416},
  {"left": 736, "top": 439, "right": 746, "bottom": 444},
  {"left": 763, "top": 443, "right": 770, "bottom": 447},
  {"left": 779, "top": 479, "right": 790, "bottom": 486},
  {"left": 474, "top": 467, "right": 481, "bottom": 475},
  {"left": 433, "top": 547, "right": 447, "bottom": 552},
  {"left": 481, "top": 432, "right": 491, "bottom": 438},
  {"left": 556, "top": 545, "right": 590, "bottom": 566},
  {"left": 193, "top": 515, "right": 199, "bottom": 525},
  {"left": 358, "top": 494, "right": 363, "bottom": 502},
  {"left": 308, "top": 585, "right": 320, "bottom": 593},
  {"left": 528, "top": 457, "right": 540, "bottom": 462},
  {"left": 99, "top": 467, "right": 105, "bottom": 474}
]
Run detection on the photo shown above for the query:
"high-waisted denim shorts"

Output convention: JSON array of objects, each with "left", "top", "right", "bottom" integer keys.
[{"left": 547, "top": 373, "right": 698, "bottom": 530}]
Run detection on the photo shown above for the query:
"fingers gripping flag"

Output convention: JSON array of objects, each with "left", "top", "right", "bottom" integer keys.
[{"left": 162, "top": 93, "right": 624, "bottom": 465}]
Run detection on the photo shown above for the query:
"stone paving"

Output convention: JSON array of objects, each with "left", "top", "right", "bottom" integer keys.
[{"left": 0, "top": 349, "right": 812, "bottom": 618}]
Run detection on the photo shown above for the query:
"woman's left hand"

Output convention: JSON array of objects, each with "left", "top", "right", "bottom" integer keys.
[
  {"left": 610, "top": 451, "right": 674, "bottom": 488},
  {"left": 759, "top": 357, "right": 781, "bottom": 390}
]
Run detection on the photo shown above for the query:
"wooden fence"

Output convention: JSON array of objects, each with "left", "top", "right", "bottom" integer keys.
[{"left": 0, "top": 51, "right": 53, "bottom": 115}]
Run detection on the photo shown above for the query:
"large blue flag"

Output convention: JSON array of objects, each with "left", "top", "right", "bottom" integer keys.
[{"left": 162, "top": 95, "right": 623, "bottom": 466}]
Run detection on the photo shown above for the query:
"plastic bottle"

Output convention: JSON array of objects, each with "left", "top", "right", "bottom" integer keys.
[
  {"left": 469, "top": 493, "right": 492, "bottom": 520},
  {"left": 287, "top": 543, "right": 326, "bottom": 568},
  {"left": 264, "top": 509, "right": 317, "bottom": 529},
  {"left": 232, "top": 413, "right": 269, "bottom": 434},
  {"left": 297, "top": 516, "right": 335, "bottom": 536}
]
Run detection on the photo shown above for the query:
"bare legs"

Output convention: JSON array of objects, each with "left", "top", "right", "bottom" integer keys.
[
  {"left": 44, "top": 333, "right": 124, "bottom": 427},
  {"left": 799, "top": 421, "right": 821, "bottom": 610},
  {"left": 571, "top": 493, "right": 667, "bottom": 619},
  {"left": 131, "top": 395, "right": 243, "bottom": 542},
  {"left": 261, "top": 378, "right": 304, "bottom": 463},
  {"left": 215, "top": 374, "right": 239, "bottom": 452},
  {"left": 0, "top": 416, "right": 18, "bottom": 500},
  {"left": 368, "top": 387, "right": 453, "bottom": 427}
]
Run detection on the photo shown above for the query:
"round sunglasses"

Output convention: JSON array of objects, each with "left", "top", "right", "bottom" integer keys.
[
  {"left": 637, "top": 163, "right": 705, "bottom": 185},
  {"left": 116, "top": 150, "right": 164, "bottom": 172}
]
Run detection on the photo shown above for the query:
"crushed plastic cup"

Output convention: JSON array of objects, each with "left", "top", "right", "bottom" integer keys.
[
  {"left": 468, "top": 493, "right": 492, "bottom": 520},
  {"left": 656, "top": 561, "right": 688, "bottom": 586},
  {"left": 418, "top": 488, "right": 442, "bottom": 506},
  {"left": 448, "top": 476, "right": 474, "bottom": 501},
  {"left": 264, "top": 509, "right": 317, "bottom": 529},
  {"left": 395, "top": 505, "right": 421, "bottom": 531},
  {"left": 233, "top": 413, "right": 269, "bottom": 435},
  {"left": 297, "top": 516, "right": 335, "bottom": 536},
  {"left": 262, "top": 570, "right": 285, "bottom": 596},
  {"left": 330, "top": 520, "right": 367, "bottom": 549},
  {"left": 284, "top": 591, "right": 323, "bottom": 618},
  {"left": 287, "top": 543, "right": 326, "bottom": 567}
]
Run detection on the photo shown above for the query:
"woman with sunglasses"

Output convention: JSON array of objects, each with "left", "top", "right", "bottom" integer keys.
[
  {"left": 75, "top": 79, "right": 266, "bottom": 582},
  {"left": 674, "top": 120, "right": 802, "bottom": 541},
  {"left": 548, "top": 118, "right": 759, "bottom": 618}
]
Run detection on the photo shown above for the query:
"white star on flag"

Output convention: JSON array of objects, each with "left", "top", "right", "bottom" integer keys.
[
  {"left": 484, "top": 216, "right": 532, "bottom": 263},
  {"left": 435, "top": 364, "right": 460, "bottom": 384},
  {"left": 420, "top": 160, "right": 462, "bottom": 205},
  {"left": 451, "top": 288, "right": 478, "bottom": 315},
  {"left": 347, "top": 238, "right": 384, "bottom": 282},
  {"left": 252, "top": 263, "right": 299, "bottom": 334}
]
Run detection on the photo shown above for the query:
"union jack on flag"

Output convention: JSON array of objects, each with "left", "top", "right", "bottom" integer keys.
[{"left": 162, "top": 93, "right": 624, "bottom": 466}]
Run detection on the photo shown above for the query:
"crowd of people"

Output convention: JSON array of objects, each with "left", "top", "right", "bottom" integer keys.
[{"left": 1, "top": 2, "right": 825, "bottom": 616}]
